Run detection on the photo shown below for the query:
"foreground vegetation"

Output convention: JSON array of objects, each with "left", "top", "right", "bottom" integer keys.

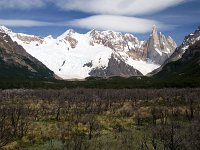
[{"left": 0, "top": 88, "right": 200, "bottom": 149}]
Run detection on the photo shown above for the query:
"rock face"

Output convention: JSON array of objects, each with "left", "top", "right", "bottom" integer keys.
[
  {"left": 89, "top": 30, "right": 147, "bottom": 61},
  {"left": 89, "top": 54, "right": 142, "bottom": 77},
  {"left": 89, "top": 30, "right": 141, "bottom": 51},
  {"left": 16, "top": 34, "right": 44, "bottom": 45},
  {"left": 0, "top": 31, "right": 54, "bottom": 79},
  {"left": 154, "top": 26, "right": 200, "bottom": 77},
  {"left": 60, "top": 29, "right": 78, "bottom": 49},
  {"left": 145, "top": 26, "right": 177, "bottom": 65},
  {"left": 0, "top": 25, "right": 177, "bottom": 79}
]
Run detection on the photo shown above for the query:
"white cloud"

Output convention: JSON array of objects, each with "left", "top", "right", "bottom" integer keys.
[
  {"left": 0, "top": 0, "right": 186, "bottom": 35},
  {"left": 0, "top": 16, "right": 174, "bottom": 34},
  {"left": 55, "top": 0, "right": 186, "bottom": 16},
  {"left": 67, "top": 15, "right": 171, "bottom": 33},
  {"left": 0, "top": 0, "right": 186, "bottom": 16},
  {"left": 0, "top": 19, "right": 56, "bottom": 27},
  {"left": 0, "top": 0, "right": 45, "bottom": 9}
]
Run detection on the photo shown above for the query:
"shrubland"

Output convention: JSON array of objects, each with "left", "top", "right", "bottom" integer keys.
[{"left": 0, "top": 88, "right": 200, "bottom": 149}]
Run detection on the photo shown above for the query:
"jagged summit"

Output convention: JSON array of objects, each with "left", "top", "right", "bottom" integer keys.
[
  {"left": 145, "top": 25, "right": 177, "bottom": 64},
  {"left": 61, "top": 29, "right": 76, "bottom": 36},
  {"left": 152, "top": 25, "right": 158, "bottom": 35}
]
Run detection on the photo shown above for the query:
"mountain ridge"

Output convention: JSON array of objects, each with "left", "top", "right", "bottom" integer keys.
[{"left": 0, "top": 25, "right": 176, "bottom": 79}]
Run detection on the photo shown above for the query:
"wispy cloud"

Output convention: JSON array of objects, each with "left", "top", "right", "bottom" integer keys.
[
  {"left": 67, "top": 15, "right": 172, "bottom": 33},
  {"left": 0, "top": 19, "right": 55, "bottom": 27},
  {"left": 0, "top": 0, "right": 186, "bottom": 16},
  {"left": 0, "top": 0, "right": 187, "bottom": 34},
  {"left": 55, "top": 0, "right": 186, "bottom": 16},
  {"left": 0, "top": 16, "right": 174, "bottom": 34}
]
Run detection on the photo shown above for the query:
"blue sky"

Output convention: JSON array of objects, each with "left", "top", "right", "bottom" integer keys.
[{"left": 0, "top": 0, "right": 199, "bottom": 45}]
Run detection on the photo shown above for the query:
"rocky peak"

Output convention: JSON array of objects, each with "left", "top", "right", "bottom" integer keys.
[
  {"left": 152, "top": 25, "right": 157, "bottom": 33},
  {"left": 183, "top": 27, "right": 200, "bottom": 46},
  {"left": 89, "top": 29, "right": 97, "bottom": 36},
  {"left": 167, "top": 36, "right": 177, "bottom": 48},
  {"left": 89, "top": 30, "right": 124, "bottom": 40},
  {"left": 89, "top": 30, "right": 124, "bottom": 50},
  {"left": 58, "top": 29, "right": 78, "bottom": 48},
  {"left": 89, "top": 29, "right": 141, "bottom": 52},
  {"left": 59, "top": 29, "right": 76, "bottom": 38},
  {"left": 151, "top": 25, "right": 159, "bottom": 43},
  {"left": 55, "top": 29, "right": 78, "bottom": 48},
  {"left": 65, "top": 29, "right": 76, "bottom": 35},
  {"left": 57, "top": 29, "right": 77, "bottom": 40},
  {"left": 145, "top": 25, "right": 176, "bottom": 65}
]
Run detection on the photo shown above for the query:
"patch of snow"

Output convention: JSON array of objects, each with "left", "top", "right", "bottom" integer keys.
[
  {"left": 166, "top": 48, "right": 171, "bottom": 53},
  {"left": 126, "top": 59, "right": 160, "bottom": 75},
  {"left": 182, "top": 45, "right": 189, "bottom": 50},
  {"left": 45, "top": 35, "right": 53, "bottom": 39},
  {"left": 128, "top": 42, "right": 135, "bottom": 49},
  {"left": 155, "top": 47, "right": 162, "bottom": 56}
]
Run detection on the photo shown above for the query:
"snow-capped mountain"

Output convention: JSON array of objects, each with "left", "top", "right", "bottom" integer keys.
[
  {"left": 145, "top": 25, "right": 177, "bottom": 65},
  {"left": 0, "top": 25, "right": 177, "bottom": 79}
]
